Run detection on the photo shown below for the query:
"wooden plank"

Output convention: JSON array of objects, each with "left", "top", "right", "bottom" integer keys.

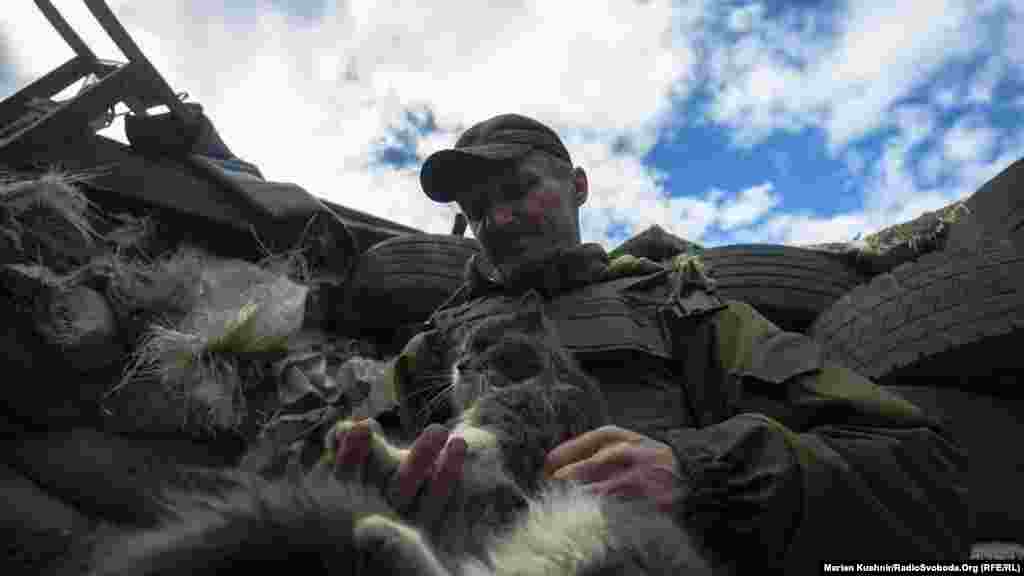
[
  {"left": 320, "top": 198, "right": 421, "bottom": 237},
  {"left": 85, "top": 136, "right": 259, "bottom": 228},
  {"left": 34, "top": 0, "right": 97, "bottom": 61},
  {"left": 83, "top": 0, "right": 193, "bottom": 121},
  {"left": 0, "top": 57, "right": 91, "bottom": 128},
  {"left": 0, "top": 63, "right": 136, "bottom": 151}
]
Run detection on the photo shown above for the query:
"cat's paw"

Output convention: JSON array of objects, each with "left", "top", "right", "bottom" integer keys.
[
  {"left": 318, "top": 419, "right": 407, "bottom": 495},
  {"left": 354, "top": 514, "right": 453, "bottom": 576}
]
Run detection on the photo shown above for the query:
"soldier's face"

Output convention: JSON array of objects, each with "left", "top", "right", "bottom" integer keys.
[{"left": 458, "top": 151, "right": 586, "bottom": 276}]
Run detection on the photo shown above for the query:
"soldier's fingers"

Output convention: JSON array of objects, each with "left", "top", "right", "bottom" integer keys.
[
  {"left": 394, "top": 424, "right": 449, "bottom": 511},
  {"left": 551, "top": 442, "right": 635, "bottom": 483},
  {"left": 335, "top": 422, "right": 372, "bottom": 480},
  {"left": 583, "top": 467, "right": 684, "bottom": 514},
  {"left": 582, "top": 468, "right": 645, "bottom": 498},
  {"left": 543, "top": 426, "right": 638, "bottom": 479},
  {"left": 418, "top": 436, "right": 467, "bottom": 526}
]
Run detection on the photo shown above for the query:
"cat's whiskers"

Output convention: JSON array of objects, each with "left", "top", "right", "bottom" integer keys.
[
  {"left": 396, "top": 373, "right": 456, "bottom": 423},
  {"left": 409, "top": 377, "right": 456, "bottom": 422},
  {"left": 479, "top": 370, "right": 492, "bottom": 400},
  {"left": 420, "top": 383, "right": 455, "bottom": 420},
  {"left": 401, "top": 373, "right": 451, "bottom": 399}
]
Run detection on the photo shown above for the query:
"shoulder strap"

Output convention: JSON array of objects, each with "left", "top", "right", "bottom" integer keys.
[{"left": 662, "top": 254, "right": 732, "bottom": 428}]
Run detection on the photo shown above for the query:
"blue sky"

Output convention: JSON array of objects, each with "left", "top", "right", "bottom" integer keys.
[{"left": 2, "top": 1, "right": 1022, "bottom": 250}]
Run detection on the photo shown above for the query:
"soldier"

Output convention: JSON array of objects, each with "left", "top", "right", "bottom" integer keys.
[{"left": 334, "top": 114, "right": 971, "bottom": 572}]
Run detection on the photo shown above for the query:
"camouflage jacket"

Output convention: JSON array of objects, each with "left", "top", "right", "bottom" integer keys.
[{"left": 383, "top": 243, "right": 971, "bottom": 573}]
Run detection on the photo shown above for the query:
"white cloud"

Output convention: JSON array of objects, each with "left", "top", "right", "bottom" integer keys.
[
  {"left": 967, "top": 55, "right": 1005, "bottom": 104},
  {"left": 892, "top": 105, "right": 936, "bottom": 148},
  {"left": 717, "top": 183, "right": 780, "bottom": 229},
  {"left": 713, "top": 210, "right": 869, "bottom": 247},
  {"left": 943, "top": 115, "right": 999, "bottom": 165},
  {"left": 727, "top": 3, "right": 764, "bottom": 33},
  {"left": 573, "top": 136, "right": 718, "bottom": 246},
  {"left": 917, "top": 148, "right": 947, "bottom": 188},
  {"left": 844, "top": 147, "right": 867, "bottom": 176},
  {"left": 948, "top": 131, "right": 1024, "bottom": 200},
  {"left": 702, "top": 0, "right": 996, "bottom": 153},
  {"left": 1000, "top": 1, "right": 1024, "bottom": 76}
]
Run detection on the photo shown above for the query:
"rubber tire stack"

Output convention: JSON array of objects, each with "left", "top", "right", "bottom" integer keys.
[
  {"left": 341, "top": 234, "right": 481, "bottom": 350},
  {"left": 808, "top": 236, "right": 1024, "bottom": 387},
  {"left": 701, "top": 244, "right": 868, "bottom": 333}
]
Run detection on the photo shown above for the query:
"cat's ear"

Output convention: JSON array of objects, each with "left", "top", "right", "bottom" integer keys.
[{"left": 518, "top": 289, "right": 547, "bottom": 330}]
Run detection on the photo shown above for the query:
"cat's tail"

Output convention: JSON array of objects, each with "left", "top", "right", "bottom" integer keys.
[{"left": 88, "top": 472, "right": 450, "bottom": 576}]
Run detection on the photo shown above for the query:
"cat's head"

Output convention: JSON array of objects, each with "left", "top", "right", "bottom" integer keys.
[{"left": 448, "top": 290, "right": 608, "bottom": 437}]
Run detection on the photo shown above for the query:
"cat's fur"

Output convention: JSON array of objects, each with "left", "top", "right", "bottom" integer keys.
[{"left": 89, "top": 290, "right": 712, "bottom": 576}]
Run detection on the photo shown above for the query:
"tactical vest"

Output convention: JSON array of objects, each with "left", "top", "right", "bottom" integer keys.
[
  {"left": 407, "top": 267, "right": 730, "bottom": 436},
  {"left": 433, "top": 270, "right": 670, "bottom": 355}
]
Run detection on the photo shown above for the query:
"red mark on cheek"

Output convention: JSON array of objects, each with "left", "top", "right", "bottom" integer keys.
[{"left": 524, "top": 188, "right": 562, "bottom": 222}]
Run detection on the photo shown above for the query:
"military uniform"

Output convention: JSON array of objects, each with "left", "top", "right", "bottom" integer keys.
[{"left": 383, "top": 243, "right": 971, "bottom": 573}]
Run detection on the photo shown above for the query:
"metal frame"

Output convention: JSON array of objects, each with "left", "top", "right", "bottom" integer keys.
[{"left": 0, "top": 0, "right": 196, "bottom": 151}]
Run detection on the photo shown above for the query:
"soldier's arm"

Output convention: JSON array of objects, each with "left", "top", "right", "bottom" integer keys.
[{"left": 660, "top": 300, "right": 972, "bottom": 572}]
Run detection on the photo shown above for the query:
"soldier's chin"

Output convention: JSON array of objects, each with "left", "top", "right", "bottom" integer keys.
[{"left": 493, "top": 245, "right": 561, "bottom": 277}]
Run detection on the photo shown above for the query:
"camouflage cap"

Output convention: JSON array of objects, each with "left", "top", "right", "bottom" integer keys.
[{"left": 420, "top": 113, "right": 572, "bottom": 203}]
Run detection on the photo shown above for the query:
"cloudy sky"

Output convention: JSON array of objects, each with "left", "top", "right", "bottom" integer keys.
[{"left": 2, "top": 1, "right": 1022, "bottom": 250}]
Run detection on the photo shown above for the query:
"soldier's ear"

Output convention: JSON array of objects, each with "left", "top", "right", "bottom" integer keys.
[{"left": 573, "top": 167, "right": 588, "bottom": 207}]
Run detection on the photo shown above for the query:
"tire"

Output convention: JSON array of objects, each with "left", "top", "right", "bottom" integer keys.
[
  {"left": 342, "top": 234, "right": 482, "bottom": 336},
  {"left": 808, "top": 237, "right": 1024, "bottom": 388},
  {"left": 885, "top": 386, "right": 1024, "bottom": 541},
  {"left": 700, "top": 244, "right": 868, "bottom": 333},
  {"left": 945, "top": 156, "right": 1024, "bottom": 253}
]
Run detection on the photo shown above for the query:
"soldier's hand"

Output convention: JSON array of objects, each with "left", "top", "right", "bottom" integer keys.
[
  {"left": 542, "top": 425, "right": 687, "bottom": 515},
  {"left": 333, "top": 419, "right": 467, "bottom": 526}
]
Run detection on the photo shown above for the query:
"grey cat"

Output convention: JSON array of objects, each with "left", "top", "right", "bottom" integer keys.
[{"left": 89, "top": 291, "right": 712, "bottom": 576}]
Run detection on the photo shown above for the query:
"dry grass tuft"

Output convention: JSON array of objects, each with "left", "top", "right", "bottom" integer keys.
[
  {"left": 109, "top": 249, "right": 306, "bottom": 433},
  {"left": 669, "top": 252, "right": 707, "bottom": 275},
  {"left": 0, "top": 168, "right": 103, "bottom": 246},
  {"left": 937, "top": 199, "right": 971, "bottom": 226},
  {"left": 104, "top": 245, "right": 205, "bottom": 326},
  {"left": 859, "top": 199, "right": 971, "bottom": 257}
]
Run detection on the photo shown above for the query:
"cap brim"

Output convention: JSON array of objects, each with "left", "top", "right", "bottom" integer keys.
[{"left": 421, "top": 144, "right": 532, "bottom": 202}]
